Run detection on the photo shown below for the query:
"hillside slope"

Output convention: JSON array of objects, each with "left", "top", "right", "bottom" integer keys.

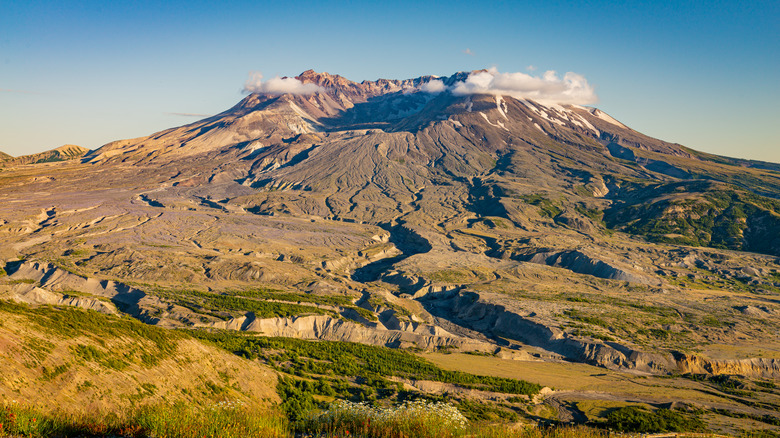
[
  {"left": 0, "top": 144, "right": 89, "bottom": 167},
  {"left": 0, "top": 300, "right": 278, "bottom": 411}
]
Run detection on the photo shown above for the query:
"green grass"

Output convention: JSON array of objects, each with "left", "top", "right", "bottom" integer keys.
[
  {"left": 520, "top": 194, "right": 562, "bottom": 218},
  {"left": 195, "top": 332, "right": 541, "bottom": 396},
  {"left": 7, "top": 278, "right": 36, "bottom": 284},
  {"left": 226, "top": 288, "right": 378, "bottom": 322},
  {"left": 563, "top": 309, "right": 609, "bottom": 328},
  {"left": 301, "top": 399, "right": 468, "bottom": 438},
  {"left": 223, "top": 288, "right": 353, "bottom": 307},
  {"left": 604, "top": 181, "right": 780, "bottom": 256},
  {"left": 150, "top": 288, "right": 336, "bottom": 321},
  {"left": 604, "top": 406, "right": 707, "bottom": 433},
  {"left": 429, "top": 269, "right": 477, "bottom": 283},
  {"left": 0, "top": 400, "right": 637, "bottom": 438},
  {"left": 0, "top": 401, "right": 288, "bottom": 438},
  {"left": 0, "top": 300, "right": 178, "bottom": 368},
  {"left": 192, "top": 331, "right": 542, "bottom": 423},
  {"left": 71, "top": 343, "right": 129, "bottom": 370},
  {"left": 147, "top": 286, "right": 381, "bottom": 323},
  {"left": 0, "top": 300, "right": 178, "bottom": 348}
]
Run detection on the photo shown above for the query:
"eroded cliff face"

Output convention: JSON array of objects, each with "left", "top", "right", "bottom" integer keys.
[
  {"left": 210, "top": 314, "right": 492, "bottom": 351},
  {"left": 9, "top": 259, "right": 780, "bottom": 379},
  {"left": 674, "top": 353, "right": 780, "bottom": 379}
]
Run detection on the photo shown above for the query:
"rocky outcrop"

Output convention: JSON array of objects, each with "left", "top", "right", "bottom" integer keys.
[
  {"left": 421, "top": 290, "right": 676, "bottom": 373},
  {"left": 674, "top": 352, "right": 780, "bottom": 379},
  {"left": 520, "top": 249, "right": 658, "bottom": 285},
  {"left": 5, "top": 283, "right": 117, "bottom": 314},
  {"left": 206, "top": 313, "right": 492, "bottom": 352},
  {"left": 4, "top": 260, "right": 149, "bottom": 318}
]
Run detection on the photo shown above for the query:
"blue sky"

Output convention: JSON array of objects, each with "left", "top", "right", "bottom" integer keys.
[{"left": 1, "top": 0, "right": 778, "bottom": 162}]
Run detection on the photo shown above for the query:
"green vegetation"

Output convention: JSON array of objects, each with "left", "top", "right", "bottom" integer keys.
[
  {"left": 605, "top": 406, "right": 707, "bottom": 433},
  {"left": 683, "top": 374, "right": 757, "bottom": 399},
  {"left": 192, "top": 331, "right": 541, "bottom": 423},
  {"left": 0, "top": 401, "right": 288, "bottom": 438},
  {"left": 151, "top": 288, "right": 335, "bottom": 321},
  {"left": 563, "top": 309, "right": 609, "bottom": 328},
  {"left": 605, "top": 181, "right": 780, "bottom": 256},
  {"left": 574, "top": 204, "right": 603, "bottom": 223},
  {"left": 521, "top": 194, "right": 562, "bottom": 218},
  {"left": 429, "top": 269, "right": 477, "bottom": 283},
  {"left": 8, "top": 278, "right": 36, "bottom": 284},
  {"left": 72, "top": 343, "right": 129, "bottom": 370},
  {"left": 40, "top": 364, "right": 69, "bottom": 382},
  {"left": 301, "top": 399, "right": 467, "bottom": 438},
  {"left": 223, "top": 288, "right": 353, "bottom": 307},
  {"left": 0, "top": 399, "right": 635, "bottom": 438},
  {"left": 195, "top": 331, "right": 541, "bottom": 395},
  {"left": 147, "top": 286, "right": 379, "bottom": 323},
  {"left": 0, "top": 300, "right": 178, "bottom": 368},
  {"left": 711, "top": 407, "right": 780, "bottom": 427}
]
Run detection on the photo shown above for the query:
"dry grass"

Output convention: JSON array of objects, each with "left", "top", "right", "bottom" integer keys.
[{"left": 419, "top": 353, "right": 747, "bottom": 406}]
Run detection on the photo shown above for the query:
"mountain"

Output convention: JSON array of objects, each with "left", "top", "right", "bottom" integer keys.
[
  {"left": 84, "top": 70, "right": 780, "bottom": 256},
  {"left": 1, "top": 70, "right": 780, "bottom": 431},
  {"left": 0, "top": 144, "right": 89, "bottom": 166}
]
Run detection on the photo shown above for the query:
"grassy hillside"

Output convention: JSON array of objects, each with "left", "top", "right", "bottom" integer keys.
[
  {"left": 605, "top": 180, "right": 780, "bottom": 256},
  {"left": 0, "top": 300, "right": 278, "bottom": 412}
]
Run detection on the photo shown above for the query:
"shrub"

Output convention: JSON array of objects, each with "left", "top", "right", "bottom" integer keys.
[
  {"left": 302, "top": 399, "right": 467, "bottom": 438},
  {"left": 605, "top": 406, "right": 706, "bottom": 433}
]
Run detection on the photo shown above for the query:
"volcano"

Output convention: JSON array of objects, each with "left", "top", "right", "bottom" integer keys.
[{"left": 2, "top": 70, "right": 780, "bottom": 414}]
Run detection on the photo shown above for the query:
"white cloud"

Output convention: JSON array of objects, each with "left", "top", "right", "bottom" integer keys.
[
  {"left": 526, "top": 65, "right": 537, "bottom": 72},
  {"left": 243, "top": 72, "right": 324, "bottom": 95},
  {"left": 420, "top": 79, "right": 446, "bottom": 93},
  {"left": 463, "top": 48, "right": 475, "bottom": 56},
  {"left": 450, "top": 67, "right": 598, "bottom": 105}
]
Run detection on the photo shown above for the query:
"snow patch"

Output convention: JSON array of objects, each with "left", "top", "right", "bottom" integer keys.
[
  {"left": 479, "top": 112, "right": 508, "bottom": 131},
  {"left": 591, "top": 109, "right": 626, "bottom": 128},
  {"left": 496, "top": 95, "right": 509, "bottom": 120},
  {"left": 574, "top": 114, "right": 599, "bottom": 135}
]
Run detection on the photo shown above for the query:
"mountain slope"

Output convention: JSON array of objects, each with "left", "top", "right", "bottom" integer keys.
[{"left": 1, "top": 70, "right": 779, "bottom": 383}]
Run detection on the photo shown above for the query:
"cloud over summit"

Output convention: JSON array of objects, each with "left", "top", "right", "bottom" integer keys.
[
  {"left": 240, "top": 68, "right": 596, "bottom": 104},
  {"left": 420, "top": 79, "right": 446, "bottom": 93},
  {"left": 243, "top": 72, "right": 324, "bottom": 95},
  {"left": 451, "top": 68, "right": 597, "bottom": 105}
]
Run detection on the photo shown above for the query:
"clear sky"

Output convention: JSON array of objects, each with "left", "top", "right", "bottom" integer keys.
[{"left": 2, "top": 0, "right": 778, "bottom": 162}]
